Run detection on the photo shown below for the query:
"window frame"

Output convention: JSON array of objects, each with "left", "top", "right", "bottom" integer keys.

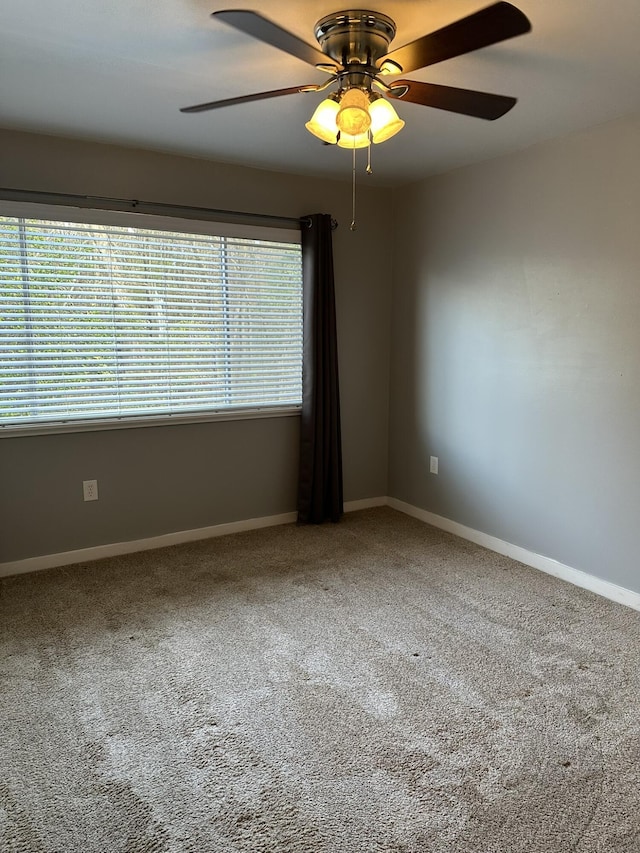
[{"left": 0, "top": 201, "right": 303, "bottom": 437}]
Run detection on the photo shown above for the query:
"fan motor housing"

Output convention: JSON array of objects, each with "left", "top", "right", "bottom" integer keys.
[{"left": 314, "top": 10, "right": 396, "bottom": 67}]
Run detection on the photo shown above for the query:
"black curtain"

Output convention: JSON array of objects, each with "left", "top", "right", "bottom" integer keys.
[{"left": 297, "top": 213, "right": 343, "bottom": 524}]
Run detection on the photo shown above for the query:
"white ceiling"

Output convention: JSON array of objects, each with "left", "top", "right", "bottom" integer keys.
[{"left": 1, "top": 0, "right": 639, "bottom": 187}]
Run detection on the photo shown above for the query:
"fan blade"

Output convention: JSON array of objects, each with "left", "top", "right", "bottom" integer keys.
[
  {"left": 380, "top": 2, "right": 531, "bottom": 74},
  {"left": 387, "top": 80, "right": 516, "bottom": 120},
  {"left": 181, "top": 86, "right": 308, "bottom": 113},
  {"left": 213, "top": 10, "right": 338, "bottom": 70}
]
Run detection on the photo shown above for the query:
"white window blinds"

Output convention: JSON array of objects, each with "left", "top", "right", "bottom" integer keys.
[{"left": 0, "top": 214, "right": 303, "bottom": 430}]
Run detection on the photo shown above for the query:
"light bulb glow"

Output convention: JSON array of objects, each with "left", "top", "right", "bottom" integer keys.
[
  {"left": 337, "top": 130, "right": 370, "bottom": 149},
  {"left": 336, "top": 88, "right": 371, "bottom": 136},
  {"left": 369, "top": 97, "right": 405, "bottom": 144},
  {"left": 305, "top": 98, "right": 340, "bottom": 143}
]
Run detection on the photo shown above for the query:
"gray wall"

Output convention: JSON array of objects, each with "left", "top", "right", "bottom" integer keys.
[
  {"left": 0, "top": 130, "right": 393, "bottom": 561},
  {"left": 389, "top": 114, "right": 640, "bottom": 592},
  {"left": 6, "top": 114, "right": 640, "bottom": 592}
]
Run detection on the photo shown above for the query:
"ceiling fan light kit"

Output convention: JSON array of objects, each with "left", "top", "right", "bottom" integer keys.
[{"left": 305, "top": 90, "right": 405, "bottom": 146}]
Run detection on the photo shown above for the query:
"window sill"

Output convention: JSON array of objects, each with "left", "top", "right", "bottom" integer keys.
[{"left": 0, "top": 406, "right": 302, "bottom": 438}]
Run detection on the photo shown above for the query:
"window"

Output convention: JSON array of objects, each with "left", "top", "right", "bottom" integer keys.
[{"left": 0, "top": 204, "right": 303, "bottom": 434}]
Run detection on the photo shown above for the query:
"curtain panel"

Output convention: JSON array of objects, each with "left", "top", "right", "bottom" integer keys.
[{"left": 297, "top": 213, "right": 344, "bottom": 524}]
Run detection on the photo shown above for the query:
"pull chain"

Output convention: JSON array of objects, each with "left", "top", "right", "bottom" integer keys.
[{"left": 350, "top": 142, "right": 357, "bottom": 231}]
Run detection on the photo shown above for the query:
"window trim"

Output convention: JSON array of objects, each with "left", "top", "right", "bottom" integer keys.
[
  {"left": 0, "top": 405, "right": 301, "bottom": 439},
  {"left": 0, "top": 201, "right": 303, "bottom": 437}
]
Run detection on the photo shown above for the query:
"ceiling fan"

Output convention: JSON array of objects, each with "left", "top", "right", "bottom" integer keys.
[{"left": 181, "top": 3, "right": 532, "bottom": 148}]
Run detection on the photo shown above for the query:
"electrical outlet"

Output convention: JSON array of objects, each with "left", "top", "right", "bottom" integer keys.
[
  {"left": 429, "top": 456, "right": 439, "bottom": 475},
  {"left": 83, "top": 479, "right": 99, "bottom": 501}
]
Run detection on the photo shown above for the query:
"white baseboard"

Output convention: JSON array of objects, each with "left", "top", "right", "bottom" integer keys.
[
  {"left": 0, "top": 496, "right": 388, "bottom": 579},
  {"left": 344, "top": 496, "right": 388, "bottom": 512},
  {"left": 4, "top": 495, "right": 639, "bottom": 615},
  {"left": 0, "top": 511, "right": 298, "bottom": 578},
  {"left": 387, "top": 497, "right": 640, "bottom": 613}
]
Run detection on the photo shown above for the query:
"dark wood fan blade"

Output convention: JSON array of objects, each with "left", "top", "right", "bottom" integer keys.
[
  {"left": 181, "top": 86, "right": 307, "bottom": 113},
  {"left": 380, "top": 2, "right": 531, "bottom": 74},
  {"left": 213, "top": 10, "right": 337, "bottom": 69},
  {"left": 387, "top": 80, "right": 517, "bottom": 120}
]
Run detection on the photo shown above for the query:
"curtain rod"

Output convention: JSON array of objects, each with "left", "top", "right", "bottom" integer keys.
[{"left": 0, "top": 187, "right": 321, "bottom": 230}]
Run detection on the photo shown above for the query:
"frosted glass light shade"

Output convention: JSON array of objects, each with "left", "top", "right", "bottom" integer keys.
[
  {"left": 336, "top": 88, "right": 371, "bottom": 136},
  {"left": 337, "top": 131, "right": 370, "bottom": 149},
  {"left": 369, "top": 97, "right": 405, "bottom": 143},
  {"left": 305, "top": 98, "right": 339, "bottom": 144}
]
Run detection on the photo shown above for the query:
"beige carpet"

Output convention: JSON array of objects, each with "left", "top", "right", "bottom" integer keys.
[{"left": 1, "top": 507, "right": 640, "bottom": 852}]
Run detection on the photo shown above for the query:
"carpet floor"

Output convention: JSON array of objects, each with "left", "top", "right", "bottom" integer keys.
[{"left": 1, "top": 507, "right": 640, "bottom": 852}]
